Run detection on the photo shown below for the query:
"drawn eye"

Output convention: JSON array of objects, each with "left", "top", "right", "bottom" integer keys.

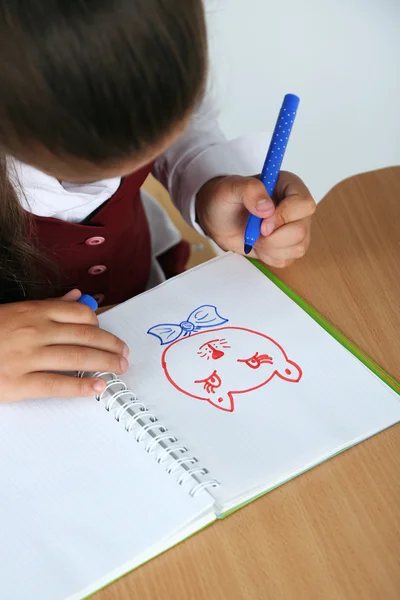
[
  {"left": 194, "top": 370, "right": 222, "bottom": 394},
  {"left": 237, "top": 352, "right": 273, "bottom": 369}
]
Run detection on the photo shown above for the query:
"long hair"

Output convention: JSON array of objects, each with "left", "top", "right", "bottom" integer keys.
[{"left": 0, "top": 0, "right": 207, "bottom": 300}]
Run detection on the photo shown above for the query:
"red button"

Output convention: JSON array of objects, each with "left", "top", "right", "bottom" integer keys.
[
  {"left": 92, "top": 293, "right": 105, "bottom": 306},
  {"left": 88, "top": 265, "right": 107, "bottom": 275},
  {"left": 85, "top": 236, "right": 105, "bottom": 246}
]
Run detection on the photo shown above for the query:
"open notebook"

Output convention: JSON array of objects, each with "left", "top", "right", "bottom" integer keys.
[{"left": 1, "top": 253, "right": 399, "bottom": 600}]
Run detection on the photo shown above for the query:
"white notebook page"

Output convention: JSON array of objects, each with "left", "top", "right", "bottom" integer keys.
[
  {"left": 0, "top": 396, "right": 214, "bottom": 600},
  {"left": 99, "top": 254, "right": 400, "bottom": 512}
]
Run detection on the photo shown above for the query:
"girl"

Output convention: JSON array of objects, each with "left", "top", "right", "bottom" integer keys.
[{"left": 0, "top": 0, "right": 315, "bottom": 403}]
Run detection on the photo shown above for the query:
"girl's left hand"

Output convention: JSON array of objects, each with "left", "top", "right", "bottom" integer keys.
[{"left": 196, "top": 171, "right": 316, "bottom": 268}]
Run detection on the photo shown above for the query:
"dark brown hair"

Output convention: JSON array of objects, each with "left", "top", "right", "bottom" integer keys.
[{"left": 0, "top": 0, "right": 207, "bottom": 301}]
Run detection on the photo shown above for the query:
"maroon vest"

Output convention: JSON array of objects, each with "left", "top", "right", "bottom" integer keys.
[{"left": 32, "top": 164, "right": 156, "bottom": 306}]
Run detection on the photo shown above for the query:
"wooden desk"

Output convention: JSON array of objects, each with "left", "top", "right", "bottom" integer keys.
[{"left": 95, "top": 168, "right": 400, "bottom": 600}]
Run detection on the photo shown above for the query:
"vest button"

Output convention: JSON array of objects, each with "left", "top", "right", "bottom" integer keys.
[
  {"left": 88, "top": 265, "right": 107, "bottom": 275},
  {"left": 85, "top": 236, "right": 105, "bottom": 246},
  {"left": 92, "top": 293, "right": 105, "bottom": 306}
]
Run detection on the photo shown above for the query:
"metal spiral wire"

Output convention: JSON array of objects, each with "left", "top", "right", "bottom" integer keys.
[{"left": 78, "top": 371, "right": 220, "bottom": 497}]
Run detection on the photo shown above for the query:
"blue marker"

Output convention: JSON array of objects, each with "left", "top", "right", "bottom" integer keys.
[
  {"left": 244, "top": 93, "right": 300, "bottom": 255},
  {"left": 77, "top": 294, "right": 98, "bottom": 311}
]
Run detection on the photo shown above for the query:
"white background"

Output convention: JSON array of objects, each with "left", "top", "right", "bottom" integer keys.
[{"left": 205, "top": 0, "right": 400, "bottom": 201}]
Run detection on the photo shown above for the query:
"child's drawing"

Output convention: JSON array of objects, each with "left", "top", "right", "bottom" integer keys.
[{"left": 148, "top": 307, "right": 302, "bottom": 413}]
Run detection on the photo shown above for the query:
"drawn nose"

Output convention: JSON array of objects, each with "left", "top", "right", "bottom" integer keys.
[{"left": 211, "top": 347, "right": 224, "bottom": 360}]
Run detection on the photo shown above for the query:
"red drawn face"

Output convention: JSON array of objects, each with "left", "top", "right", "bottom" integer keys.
[{"left": 161, "top": 327, "right": 302, "bottom": 412}]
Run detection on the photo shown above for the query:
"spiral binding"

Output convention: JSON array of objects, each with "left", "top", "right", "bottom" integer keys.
[{"left": 78, "top": 371, "right": 220, "bottom": 497}]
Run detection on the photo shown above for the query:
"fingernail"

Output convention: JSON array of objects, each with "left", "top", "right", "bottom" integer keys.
[
  {"left": 93, "top": 379, "right": 106, "bottom": 393},
  {"left": 120, "top": 357, "right": 129, "bottom": 372},
  {"left": 263, "top": 221, "right": 275, "bottom": 236},
  {"left": 257, "top": 199, "right": 274, "bottom": 213},
  {"left": 122, "top": 344, "right": 130, "bottom": 358}
]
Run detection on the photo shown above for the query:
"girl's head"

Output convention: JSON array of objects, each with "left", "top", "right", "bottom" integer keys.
[
  {"left": 0, "top": 0, "right": 207, "bottom": 299},
  {"left": 0, "top": 0, "right": 207, "bottom": 180}
]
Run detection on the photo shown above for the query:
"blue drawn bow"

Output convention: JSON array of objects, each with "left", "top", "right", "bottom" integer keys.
[{"left": 147, "top": 305, "right": 228, "bottom": 345}]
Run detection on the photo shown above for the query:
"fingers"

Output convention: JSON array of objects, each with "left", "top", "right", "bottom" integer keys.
[
  {"left": 250, "top": 172, "right": 316, "bottom": 267},
  {"left": 39, "top": 300, "right": 99, "bottom": 326},
  {"left": 239, "top": 172, "right": 315, "bottom": 231},
  {"left": 261, "top": 218, "right": 311, "bottom": 249},
  {"left": 44, "top": 323, "right": 129, "bottom": 357},
  {"left": 236, "top": 177, "right": 276, "bottom": 219},
  {"left": 273, "top": 170, "right": 312, "bottom": 200},
  {"left": 262, "top": 258, "right": 295, "bottom": 269},
  {"left": 61, "top": 289, "right": 82, "bottom": 302},
  {"left": 20, "top": 373, "right": 107, "bottom": 400},
  {"left": 259, "top": 238, "right": 310, "bottom": 262},
  {"left": 32, "top": 346, "right": 129, "bottom": 375},
  {"left": 261, "top": 194, "right": 316, "bottom": 234},
  {"left": 254, "top": 217, "right": 312, "bottom": 267},
  {"left": 47, "top": 289, "right": 82, "bottom": 302}
]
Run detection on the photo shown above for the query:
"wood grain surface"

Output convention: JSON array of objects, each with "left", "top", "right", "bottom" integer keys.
[{"left": 94, "top": 168, "right": 400, "bottom": 600}]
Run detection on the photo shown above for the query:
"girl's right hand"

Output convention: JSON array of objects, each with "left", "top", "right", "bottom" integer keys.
[{"left": 0, "top": 297, "right": 129, "bottom": 403}]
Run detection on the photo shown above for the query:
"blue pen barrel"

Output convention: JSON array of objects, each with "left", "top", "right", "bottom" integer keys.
[
  {"left": 244, "top": 94, "right": 300, "bottom": 254},
  {"left": 261, "top": 94, "right": 300, "bottom": 198}
]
